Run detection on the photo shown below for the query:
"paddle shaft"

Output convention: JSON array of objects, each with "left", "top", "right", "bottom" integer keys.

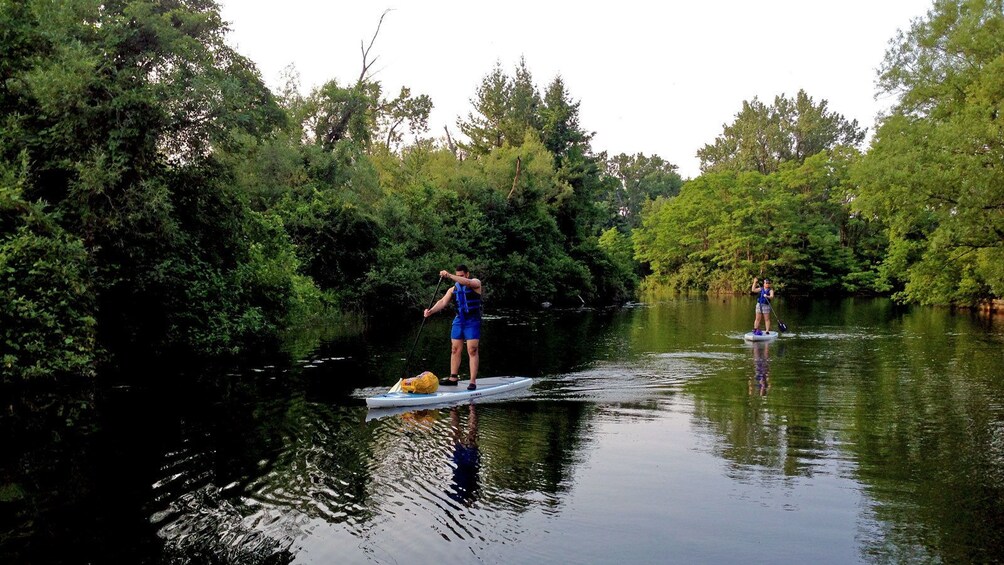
[
  {"left": 764, "top": 296, "right": 788, "bottom": 332},
  {"left": 402, "top": 276, "right": 445, "bottom": 379}
]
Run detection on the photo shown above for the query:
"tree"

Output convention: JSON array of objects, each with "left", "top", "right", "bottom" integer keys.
[
  {"left": 376, "top": 86, "right": 433, "bottom": 151},
  {"left": 539, "top": 76, "right": 592, "bottom": 164},
  {"left": 0, "top": 0, "right": 316, "bottom": 365},
  {"left": 601, "top": 153, "right": 683, "bottom": 229},
  {"left": 457, "top": 58, "right": 542, "bottom": 156},
  {"left": 698, "top": 90, "right": 865, "bottom": 174},
  {"left": 852, "top": 0, "right": 1004, "bottom": 306},
  {"left": 1, "top": 165, "right": 95, "bottom": 380}
]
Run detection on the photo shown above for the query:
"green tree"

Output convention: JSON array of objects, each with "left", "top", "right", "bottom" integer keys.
[
  {"left": 0, "top": 0, "right": 316, "bottom": 366},
  {"left": 539, "top": 76, "right": 592, "bottom": 164},
  {"left": 457, "top": 58, "right": 542, "bottom": 156},
  {"left": 1, "top": 163, "right": 95, "bottom": 379},
  {"left": 698, "top": 90, "right": 865, "bottom": 174},
  {"left": 376, "top": 86, "right": 433, "bottom": 151},
  {"left": 601, "top": 152, "right": 683, "bottom": 229},
  {"left": 852, "top": 0, "right": 1004, "bottom": 306}
]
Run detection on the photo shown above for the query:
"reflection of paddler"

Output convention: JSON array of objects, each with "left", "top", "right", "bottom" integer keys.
[
  {"left": 750, "top": 341, "right": 770, "bottom": 396},
  {"left": 448, "top": 404, "right": 480, "bottom": 506}
]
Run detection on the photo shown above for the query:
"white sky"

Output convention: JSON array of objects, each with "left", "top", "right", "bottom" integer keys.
[{"left": 218, "top": 1, "right": 933, "bottom": 179}]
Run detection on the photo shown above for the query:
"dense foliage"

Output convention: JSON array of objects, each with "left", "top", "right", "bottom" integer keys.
[
  {"left": 852, "top": 0, "right": 1004, "bottom": 306},
  {"left": 635, "top": 90, "right": 884, "bottom": 295},
  {"left": 634, "top": 150, "right": 886, "bottom": 294}
]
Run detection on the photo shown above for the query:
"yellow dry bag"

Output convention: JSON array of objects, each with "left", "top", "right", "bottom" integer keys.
[{"left": 400, "top": 371, "right": 439, "bottom": 394}]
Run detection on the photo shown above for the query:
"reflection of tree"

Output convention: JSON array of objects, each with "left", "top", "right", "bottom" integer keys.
[
  {"left": 352, "top": 400, "right": 594, "bottom": 553},
  {"left": 157, "top": 484, "right": 295, "bottom": 565},
  {"left": 688, "top": 340, "right": 824, "bottom": 480},
  {"left": 486, "top": 309, "right": 634, "bottom": 378},
  {"left": 0, "top": 386, "right": 96, "bottom": 564},
  {"left": 686, "top": 304, "right": 1004, "bottom": 562},
  {"left": 845, "top": 310, "right": 1004, "bottom": 562},
  {"left": 477, "top": 401, "right": 592, "bottom": 500}
]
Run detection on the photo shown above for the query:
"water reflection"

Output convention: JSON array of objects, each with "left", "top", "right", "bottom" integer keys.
[
  {"left": 447, "top": 404, "right": 480, "bottom": 507},
  {"left": 749, "top": 342, "right": 771, "bottom": 397},
  {"left": 3, "top": 299, "right": 1004, "bottom": 563}
]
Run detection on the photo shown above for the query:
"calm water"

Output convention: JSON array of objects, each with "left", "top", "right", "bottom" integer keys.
[{"left": 2, "top": 297, "right": 1004, "bottom": 563}]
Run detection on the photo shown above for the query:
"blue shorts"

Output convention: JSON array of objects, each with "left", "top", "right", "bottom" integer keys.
[{"left": 451, "top": 316, "right": 481, "bottom": 340}]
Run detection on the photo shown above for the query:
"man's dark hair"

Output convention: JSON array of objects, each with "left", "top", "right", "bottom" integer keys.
[{"left": 456, "top": 264, "right": 469, "bottom": 274}]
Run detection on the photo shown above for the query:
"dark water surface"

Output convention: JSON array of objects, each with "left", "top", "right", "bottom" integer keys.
[{"left": 3, "top": 297, "right": 1004, "bottom": 563}]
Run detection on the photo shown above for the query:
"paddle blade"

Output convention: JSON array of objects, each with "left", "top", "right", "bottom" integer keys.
[{"left": 779, "top": 321, "right": 788, "bottom": 332}]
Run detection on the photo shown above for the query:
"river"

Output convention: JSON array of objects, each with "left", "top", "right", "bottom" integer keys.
[{"left": 2, "top": 296, "right": 1003, "bottom": 563}]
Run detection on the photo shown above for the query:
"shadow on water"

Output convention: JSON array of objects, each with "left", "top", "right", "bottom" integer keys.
[{"left": 2, "top": 298, "right": 1004, "bottom": 563}]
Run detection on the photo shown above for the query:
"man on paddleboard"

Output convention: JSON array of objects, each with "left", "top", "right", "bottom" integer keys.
[
  {"left": 751, "top": 277, "right": 775, "bottom": 335},
  {"left": 424, "top": 264, "right": 482, "bottom": 390}
]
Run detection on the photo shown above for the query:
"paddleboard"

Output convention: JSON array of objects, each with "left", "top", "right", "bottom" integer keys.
[
  {"left": 743, "top": 331, "right": 779, "bottom": 342},
  {"left": 365, "top": 376, "right": 532, "bottom": 408}
]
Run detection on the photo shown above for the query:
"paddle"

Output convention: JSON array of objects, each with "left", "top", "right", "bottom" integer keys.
[
  {"left": 390, "top": 275, "right": 445, "bottom": 393},
  {"left": 765, "top": 296, "right": 788, "bottom": 332}
]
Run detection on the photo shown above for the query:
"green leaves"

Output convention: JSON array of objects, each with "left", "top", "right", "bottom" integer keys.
[
  {"left": 635, "top": 152, "right": 884, "bottom": 295},
  {"left": 854, "top": 0, "right": 1004, "bottom": 306},
  {"left": 0, "top": 176, "right": 95, "bottom": 380},
  {"left": 600, "top": 152, "right": 683, "bottom": 229},
  {"left": 698, "top": 90, "right": 865, "bottom": 175}
]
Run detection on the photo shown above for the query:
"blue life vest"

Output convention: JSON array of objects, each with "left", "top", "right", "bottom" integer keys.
[
  {"left": 454, "top": 282, "right": 482, "bottom": 317},
  {"left": 758, "top": 288, "right": 772, "bottom": 304}
]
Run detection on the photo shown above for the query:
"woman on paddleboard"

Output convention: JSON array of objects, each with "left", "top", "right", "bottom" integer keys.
[
  {"left": 424, "top": 264, "right": 482, "bottom": 390},
  {"left": 751, "top": 277, "right": 775, "bottom": 335}
]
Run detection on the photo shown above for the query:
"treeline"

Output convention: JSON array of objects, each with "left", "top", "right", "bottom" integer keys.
[
  {"left": 0, "top": 1, "right": 677, "bottom": 379},
  {"left": 635, "top": 0, "right": 1004, "bottom": 307}
]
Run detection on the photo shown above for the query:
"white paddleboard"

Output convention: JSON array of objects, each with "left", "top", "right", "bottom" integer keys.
[
  {"left": 365, "top": 376, "right": 532, "bottom": 408},
  {"left": 743, "top": 331, "right": 779, "bottom": 342}
]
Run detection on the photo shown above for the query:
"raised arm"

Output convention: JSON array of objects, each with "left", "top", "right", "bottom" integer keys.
[
  {"left": 440, "top": 270, "right": 481, "bottom": 292},
  {"left": 751, "top": 277, "right": 762, "bottom": 293}
]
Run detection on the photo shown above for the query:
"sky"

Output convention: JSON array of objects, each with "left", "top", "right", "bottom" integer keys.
[{"left": 217, "top": 0, "right": 934, "bottom": 179}]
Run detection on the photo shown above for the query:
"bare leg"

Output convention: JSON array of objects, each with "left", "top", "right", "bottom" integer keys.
[
  {"left": 765, "top": 314, "right": 771, "bottom": 333},
  {"left": 753, "top": 311, "right": 763, "bottom": 331},
  {"left": 451, "top": 339, "right": 463, "bottom": 376},
  {"left": 466, "top": 339, "right": 479, "bottom": 383}
]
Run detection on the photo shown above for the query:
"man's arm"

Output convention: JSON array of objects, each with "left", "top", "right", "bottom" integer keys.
[
  {"left": 751, "top": 277, "right": 762, "bottom": 292},
  {"left": 425, "top": 287, "right": 454, "bottom": 317},
  {"left": 440, "top": 270, "right": 481, "bottom": 291}
]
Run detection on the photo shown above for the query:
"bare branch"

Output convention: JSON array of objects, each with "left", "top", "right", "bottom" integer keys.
[
  {"left": 359, "top": 9, "right": 392, "bottom": 84},
  {"left": 444, "top": 125, "right": 457, "bottom": 157}
]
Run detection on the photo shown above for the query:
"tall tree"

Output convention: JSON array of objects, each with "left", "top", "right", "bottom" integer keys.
[
  {"left": 457, "top": 58, "right": 542, "bottom": 156},
  {"left": 698, "top": 90, "right": 865, "bottom": 174},
  {"left": 601, "top": 153, "right": 683, "bottom": 229},
  {"left": 376, "top": 86, "right": 433, "bottom": 151},
  {"left": 852, "top": 0, "right": 1004, "bottom": 306},
  {"left": 539, "top": 76, "right": 593, "bottom": 165}
]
